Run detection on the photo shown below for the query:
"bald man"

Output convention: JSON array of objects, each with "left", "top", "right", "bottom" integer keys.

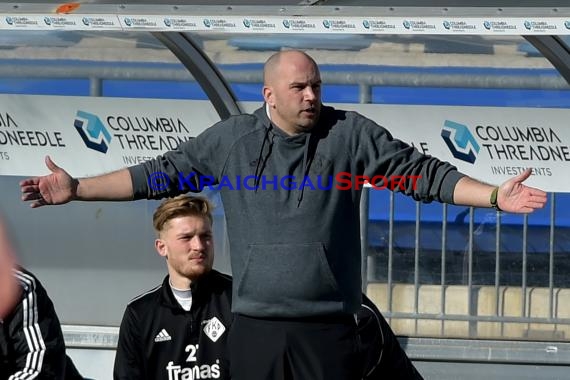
[{"left": 21, "top": 50, "right": 546, "bottom": 379}]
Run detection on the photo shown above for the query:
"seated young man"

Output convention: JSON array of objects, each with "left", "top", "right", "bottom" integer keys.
[
  {"left": 0, "top": 265, "right": 83, "bottom": 380},
  {"left": 113, "top": 194, "right": 422, "bottom": 380},
  {"left": 113, "top": 195, "right": 232, "bottom": 380}
]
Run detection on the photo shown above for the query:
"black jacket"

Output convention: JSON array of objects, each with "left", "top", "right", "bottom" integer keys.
[
  {"left": 0, "top": 267, "right": 82, "bottom": 380},
  {"left": 113, "top": 270, "right": 233, "bottom": 380}
]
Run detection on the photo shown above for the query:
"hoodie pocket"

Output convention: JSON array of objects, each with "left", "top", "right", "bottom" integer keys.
[{"left": 237, "top": 242, "right": 342, "bottom": 304}]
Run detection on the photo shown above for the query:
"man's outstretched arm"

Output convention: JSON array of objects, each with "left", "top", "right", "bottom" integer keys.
[
  {"left": 20, "top": 155, "right": 134, "bottom": 208},
  {"left": 453, "top": 168, "right": 547, "bottom": 213}
]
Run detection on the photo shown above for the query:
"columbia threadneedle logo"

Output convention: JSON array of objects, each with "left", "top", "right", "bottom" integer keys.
[
  {"left": 74, "top": 110, "right": 112, "bottom": 153},
  {"left": 441, "top": 119, "right": 480, "bottom": 164},
  {"left": 154, "top": 328, "right": 172, "bottom": 343}
]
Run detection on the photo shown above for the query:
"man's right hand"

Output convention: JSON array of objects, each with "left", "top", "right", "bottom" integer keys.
[{"left": 20, "top": 156, "right": 78, "bottom": 208}]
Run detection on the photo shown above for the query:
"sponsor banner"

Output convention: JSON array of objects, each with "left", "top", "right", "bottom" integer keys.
[
  {"left": 396, "top": 18, "right": 440, "bottom": 34},
  {"left": 241, "top": 17, "right": 278, "bottom": 32},
  {"left": 161, "top": 16, "right": 200, "bottom": 31},
  {"left": 319, "top": 18, "right": 360, "bottom": 33},
  {"left": 520, "top": 18, "right": 562, "bottom": 34},
  {"left": 346, "top": 104, "right": 570, "bottom": 193},
  {"left": 278, "top": 17, "right": 321, "bottom": 33},
  {"left": 0, "top": 14, "right": 48, "bottom": 29},
  {"left": 242, "top": 102, "right": 570, "bottom": 193},
  {"left": 479, "top": 18, "right": 521, "bottom": 34},
  {"left": 0, "top": 14, "right": 121, "bottom": 30},
  {"left": 198, "top": 17, "right": 241, "bottom": 32},
  {"left": 118, "top": 15, "right": 246, "bottom": 32},
  {"left": 440, "top": 18, "right": 483, "bottom": 34},
  {"left": 74, "top": 15, "right": 122, "bottom": 30},
  {"left": 118, "top": 15, "right": 164, "bottom": 30},
  {"left": 120, "top": 15, "right": 246, "bottom": 32},
  {"left": 0, "top": 95, "right": 219, "bottom": 177},
  {"left": 360, "top": 18, "right": 398, "bottom": 33},
  {"left": 2, "top": 96, "right": 570, "bottom": 192},
  {"left": 0, "top": 14, "right": 569, "bottom": 34}
]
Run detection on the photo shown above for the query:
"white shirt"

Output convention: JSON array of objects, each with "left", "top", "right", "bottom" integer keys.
[{"left": 169, "top": 281, "right": 192, "bottom": 311}]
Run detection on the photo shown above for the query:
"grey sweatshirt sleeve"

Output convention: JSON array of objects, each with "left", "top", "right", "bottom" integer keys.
[
  {"left": 128, "top": 119, "right": 233, "bottom": 200},
  {"left": 354, "top": 115, "right": 465, "bottom": 204}
]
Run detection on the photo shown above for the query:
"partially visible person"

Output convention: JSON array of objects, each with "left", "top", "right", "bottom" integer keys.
[
  {"left": 113, "top": 195, "right": 232, "bottom": 380},
  {"left": 0, "top": 266, "right": 83, "bottom": 380},
  {"left": 0, "top": 219, "right": 19, "bottom": 319},
  {"left": 358, "top": 294, "right": 423, "bottom": 380}
]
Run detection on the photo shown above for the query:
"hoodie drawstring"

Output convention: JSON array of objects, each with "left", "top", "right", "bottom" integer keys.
[
  {"left": 254, "top": 126, "right": 274, "bottom": 192},
  {"left": 297, "top": 133, "right": 313, "bottom": 208},
  {"left": 254, "top": 120, "right": 316, "bottom": 207}
]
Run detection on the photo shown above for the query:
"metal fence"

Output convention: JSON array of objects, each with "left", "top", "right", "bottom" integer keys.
[{"left": 363, "top": 189, "right": 570, "bottom": 342}]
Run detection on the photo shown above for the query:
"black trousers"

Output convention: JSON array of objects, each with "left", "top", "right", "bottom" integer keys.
[{"left": 229, "top": 314, "right": 360, "bottom": 380}]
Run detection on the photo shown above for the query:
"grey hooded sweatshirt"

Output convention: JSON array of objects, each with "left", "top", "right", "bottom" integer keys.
[{"left": 129, "top": 105, "right": 465, "bottom": 318}]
